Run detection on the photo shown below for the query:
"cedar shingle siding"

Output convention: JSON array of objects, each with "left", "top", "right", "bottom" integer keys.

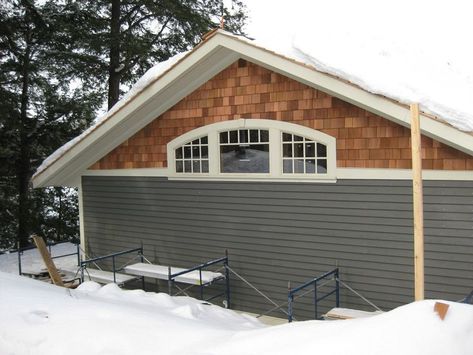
[{"left": 90, "top": 60, "right": 473, "bottom": 170}]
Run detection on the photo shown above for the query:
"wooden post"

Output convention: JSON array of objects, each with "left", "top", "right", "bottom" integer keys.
[{"left": 410, "top": 103, "right": 424, "bottom": 301}]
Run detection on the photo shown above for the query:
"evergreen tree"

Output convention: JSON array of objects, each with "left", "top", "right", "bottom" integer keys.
[
  {"left": 0, "top": 0, "right": 247, "bottom": 250},
  {"left": 57, "top": 0, "right": 247, "bottom": 109},
  {"left": 0, "top": 0, "right": 100, "bottom": 249}
]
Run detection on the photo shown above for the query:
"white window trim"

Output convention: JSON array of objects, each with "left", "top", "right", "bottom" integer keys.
[{"left": 167, "top": 118, "right": 337, "bottom": 181}]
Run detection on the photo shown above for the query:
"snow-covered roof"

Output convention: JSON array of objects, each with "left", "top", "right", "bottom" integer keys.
[
  {"left": 248, "top": 35, "right": 473, "bottom": 132},
  {"left": 32, "top": 29, "right": 473, "bottom": 187}
]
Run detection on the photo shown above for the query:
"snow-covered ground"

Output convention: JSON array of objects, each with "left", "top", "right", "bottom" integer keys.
[
  {"left": 0, "top": 242, "right": 78, "bottom": 276},
  {"left": 1, "top": 245, "right": 472, "bottom": 354},
  {"left": 1, "top": 271, "right": 472, "bottom": 355}
]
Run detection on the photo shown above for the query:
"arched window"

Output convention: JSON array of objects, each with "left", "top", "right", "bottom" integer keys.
[{"left": 168, "top": 119, "right": 336, "bottom": 181}]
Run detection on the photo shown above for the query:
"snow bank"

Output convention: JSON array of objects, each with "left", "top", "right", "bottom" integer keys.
[
  {"left": 206, "top": 300, "right": 473, "bottom": 355},
  {"left": 1, "top": 272, "right": 472, "bottom": 355},
  {"left": 0, "top": 272, "right": 262, "bottom": 355}
]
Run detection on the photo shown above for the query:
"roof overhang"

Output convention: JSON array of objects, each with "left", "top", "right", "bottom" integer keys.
[{"left": 32, "top": 30, "right": 473, "bottom": 188}]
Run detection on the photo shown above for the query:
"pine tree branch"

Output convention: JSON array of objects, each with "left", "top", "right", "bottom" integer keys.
[
  {"left": 123, "top": 13, "right": 157, "bottom": 32},
  {"left": 119, "top": 3, "right": 143, "bottom": 25},
  {"left": 0, "top": 26, "right": 22, "bottom": 59},
  {"left": 121, "top": 16, "right": 172, "bottom": 73}
]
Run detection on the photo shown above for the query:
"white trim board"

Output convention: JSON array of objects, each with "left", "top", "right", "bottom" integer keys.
[
  {"left": 33, "top": 30, "right": 473, "bottom": 188},
  {"left": 78, "top": 180, "right": 86, "bottom": 250},
  {"left": 81, "top": 167, "right": 473, "bottom": 181},
  {"left": 337, "top": 168, "right": 473, "bottom": 181},
  {"left": 83, "top": 168, "right": 168, "bottom": 177}
]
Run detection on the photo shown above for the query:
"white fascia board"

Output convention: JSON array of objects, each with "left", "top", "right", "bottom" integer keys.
[
  {"left": 33, "top": 42, "right": 239, "bottom": 188},
  {"left": 214, "top": 33, "right": 473, "bottom": 157}
]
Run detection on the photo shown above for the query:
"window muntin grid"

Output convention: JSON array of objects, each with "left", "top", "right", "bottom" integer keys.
[
  {"left": 219, "top": 129, "right": 270, "bottom": 173},
  {"left": 282, "top": 133, "right": 328, "bottom": 174},
  {"left": 175, "top": 136, "right": 209, "bottom": 173}
]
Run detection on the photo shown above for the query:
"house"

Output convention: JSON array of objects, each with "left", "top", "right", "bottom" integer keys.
[{"left": 32, "top": 29, "right": 473, "bottom": 318}]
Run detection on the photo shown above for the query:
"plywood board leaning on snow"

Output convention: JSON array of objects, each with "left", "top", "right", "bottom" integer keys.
[{"left": 31, "top": 235, "right": 65, "bottom": 287}]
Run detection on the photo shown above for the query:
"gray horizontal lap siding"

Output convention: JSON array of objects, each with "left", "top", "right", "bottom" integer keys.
[{"left": 82, "top": 176, "right": 473, "bottom": 319}]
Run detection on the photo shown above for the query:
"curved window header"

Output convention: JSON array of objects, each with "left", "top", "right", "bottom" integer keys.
[{"left": 168, "top": 119, "right": 336, "bottom": 181}]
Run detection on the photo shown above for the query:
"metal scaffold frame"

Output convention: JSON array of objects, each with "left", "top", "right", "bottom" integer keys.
[
  {"left": 79, "top": 246, "right": 231, "bottom": 308},
  {"left": 166, "top": 254, "right": 230, "bottom": 308},
  {"left": 288, "top": 268, "right": 340, "bottom": 322}
]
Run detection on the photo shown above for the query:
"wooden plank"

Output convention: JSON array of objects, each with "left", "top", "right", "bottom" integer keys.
[
  {"left": 81, "top": 268, "right": 138, "bottom": 285},
  {"left": 324, "top": 307, "right": 383, "bottom": 320},
  {"left": 124, "top": 262, "right": 223, "bottom": 285},
  {"left": 410, "top": 103, "right": 424, "bottom": 301},
  {"left": 31, "top": 235, "right": 64, "bottom": 287}
]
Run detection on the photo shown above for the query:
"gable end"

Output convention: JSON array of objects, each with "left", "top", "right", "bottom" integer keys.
[{"left": 90, "top": 61, "right": 473, "bottom": 172}]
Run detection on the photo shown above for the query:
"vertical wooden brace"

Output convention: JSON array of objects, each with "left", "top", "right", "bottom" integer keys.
[{"left": 410, "top": 103, "right": 424, "bottom": 301}]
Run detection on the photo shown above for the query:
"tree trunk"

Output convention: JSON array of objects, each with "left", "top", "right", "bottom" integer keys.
[
  {"left": 17, "top": 23, "right": 32, "bottom": 248},
  {"left": 108, "top": 0, "right": 121, "bottom": 110}
]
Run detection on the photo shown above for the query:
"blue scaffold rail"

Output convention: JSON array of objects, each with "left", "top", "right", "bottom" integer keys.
[
  {"left": 17, "top": 240, "right": 80, "bottom": 276},
  {"left": 167, "top": 251, "right": 231, "bottom": 309},
  {"left": 288, "top": 268, "right": 339, "bottom": 322},
  {"left": 80, "top": 246, "right": 144, "bottom": 286}
]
